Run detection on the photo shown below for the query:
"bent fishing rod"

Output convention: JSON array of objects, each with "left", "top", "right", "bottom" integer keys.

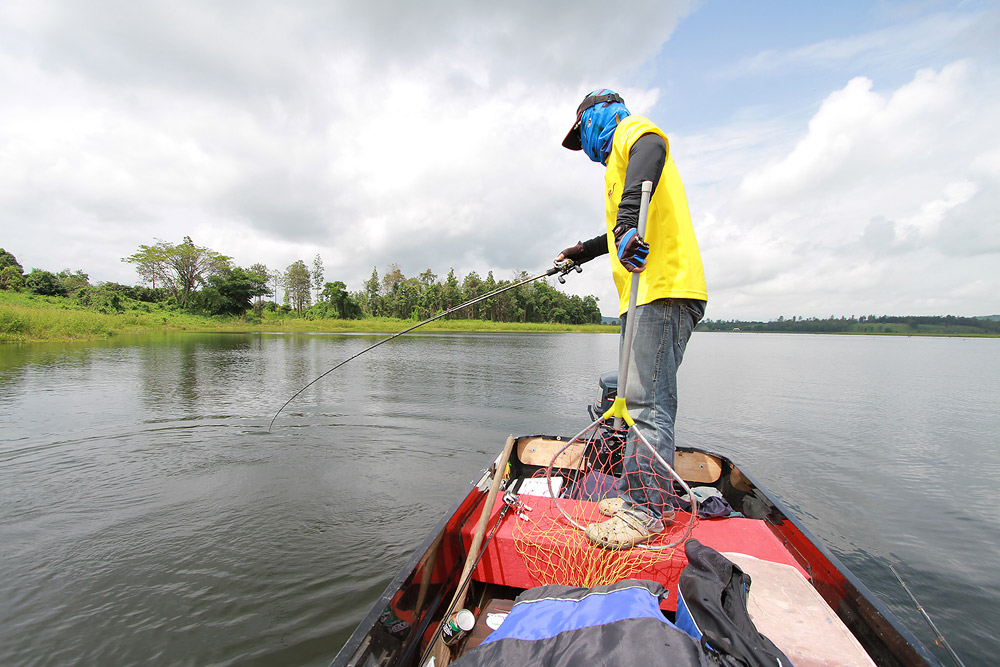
[{"left": 267, "top": 259, "right": 584, "bottom": 431}]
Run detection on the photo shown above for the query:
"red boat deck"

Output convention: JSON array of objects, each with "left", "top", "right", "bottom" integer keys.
[{"left": 461, "top": 494, "right": 807, "bottom": 611}]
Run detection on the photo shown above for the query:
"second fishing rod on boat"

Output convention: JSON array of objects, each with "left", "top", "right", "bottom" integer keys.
[{"left": 268, "top": 259, "right": 586, "bottom": 431}]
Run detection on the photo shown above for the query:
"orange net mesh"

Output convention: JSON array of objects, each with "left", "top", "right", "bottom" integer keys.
[{"left": 510, "top": 424, "right": 697, "bottom": 588}]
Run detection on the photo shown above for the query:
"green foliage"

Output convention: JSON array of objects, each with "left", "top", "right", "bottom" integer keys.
[
  {"left": 315, "top": 280, "right": 362, "bottom": 319},
  {"left": 77, "top": 284, "right": 124, "bottom": 313},
  {"left": 698, "top": 314, "right": 1000, "bottom": 336},
  {"left": 57, "top": 269, "right": 90, "bottom": 296},
  {"left": 0, "top": 307, "right": 30, "bottom": 339},
  {"left": 0, "top": 290, "right": 241, "bottom": 342},
  {"left": 0, "top": 248, "right": 23, "bottom": 275},
  {"left": 311, "top": 254, "right": 324, "bottom": 299},
  {"left": 0, "top": 265, "right": 25, "bottom": 290},
  {"left": 362, "top": 266, "right": 380, "bottom": 316},
  {"left": 357, "top": 265, "right": 601, "bottom": 325},
  {"left": 6, "top": 238, "right": 603, "bottom": 333},
  {"left": 194, "top": 266, "right": 271, "bottom": 316},
  {"left": 247, "top": 263, "right": 270, "bottom": 315},
  {"left": 284, "top": 260, "right": 311, "bottom": 315},
  {"left": 95, "top": 282, "right": 169, "bottom": 303},
  {"left": 25, "top": 269, "right": 69, "bottom": 297},
  {"left": 0, "top": 291, "right": 122, "bottom": 341},
  {"left": 123, "top": 236, "right": 231, "bottom": 307}
]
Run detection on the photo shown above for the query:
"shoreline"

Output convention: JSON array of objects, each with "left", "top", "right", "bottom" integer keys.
[
  {"left": 3, "top": 293, "right": 997, "bottom": 343},
  {"left": 7, "top": 322, "right": 999, "bottom": 344}
]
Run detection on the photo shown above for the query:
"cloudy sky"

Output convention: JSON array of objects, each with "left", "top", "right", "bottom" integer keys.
[{"left": 2, "top": 0, "right": 997, "bottom": 320}]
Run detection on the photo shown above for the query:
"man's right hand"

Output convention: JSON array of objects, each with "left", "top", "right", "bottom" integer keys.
[{"left": 556, "top": 241, "right": 585, "bottom": 263}]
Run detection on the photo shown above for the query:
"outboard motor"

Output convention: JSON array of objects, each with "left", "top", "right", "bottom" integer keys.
[{"left": 593, "top": 370, "right": 619, "bottom": 421}]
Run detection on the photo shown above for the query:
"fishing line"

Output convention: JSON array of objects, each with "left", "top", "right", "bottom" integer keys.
[
  {"left": 889, "top": 563, "right": 966, "bottom": 667},
  {"left": 267, "top": 261, "right": 583, "bottom": 431}
]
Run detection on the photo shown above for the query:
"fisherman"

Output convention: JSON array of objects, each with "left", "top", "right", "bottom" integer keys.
[{"left": 556, "top": 89, "right": 707, "bottom": 549}]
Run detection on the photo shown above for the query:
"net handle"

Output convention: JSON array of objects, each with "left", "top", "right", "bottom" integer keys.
[{"left": 613, "top": 179, "right": 652, "bottom": 430}]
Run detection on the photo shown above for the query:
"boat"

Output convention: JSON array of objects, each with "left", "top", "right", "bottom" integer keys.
[{"left": 330, "top": 369, "right": 942, "bottom": 667}]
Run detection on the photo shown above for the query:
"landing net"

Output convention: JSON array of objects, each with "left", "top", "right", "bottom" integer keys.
[{"left": 511, "top": 420, "right": 698, "bottom": 588}]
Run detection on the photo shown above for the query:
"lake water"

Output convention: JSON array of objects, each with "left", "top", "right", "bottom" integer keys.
[{"left": 1, "top": 331, "right": 997, "bottom": 666}]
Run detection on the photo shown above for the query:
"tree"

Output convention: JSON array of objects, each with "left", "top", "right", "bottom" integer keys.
[
  {"left": 25, "top": 269, "right": 68, "bottom": 296},
  {"left": 482, "top": 271, "right": 498, "bottom": 319},
  {"left": 581, "top": 295, "right": 602, "bottom": 324},
  {"left": 420, "top": 282, "right": 443, "bottom": 318},
  {"left": 462, "top": 271, "right": 483, "bottom": 319},
  {"left": 269, "top": 269, "right": 283, "bottom": 305},
  {"left": 197, "top": 267, "right": 271, "bottom": 317},
  {"left": 123, "top": 236, "right": 231, "bottom": 307},
  {"left": 311, "top": 254, "right": 325, "bottom": 300},
  {"left": 443, "top": 268, "right": 462, "bottom": 316},
  {"left": 418, "top": 269, "right": 437, "bottom": 286},
  {"left": 122, "top": 241, "right": 170, "bottom": 289},
  {"left": 0, "top": 250, "right": 25, "bottom": 290},
  {"left": 57, "top": 269, "right": 90, "bottom": 296},
  {"left": 0, "top": 248, "right": 24, "bottom": 274},
  {"left": 0, "top": 265, "right": 24, "bottom": 290},
  {"left": 247, "top": 263, "right": 271, "bottom": 315},
  {"left": 391, "top": 277, "right": 420, "bottom": 319},
  {"left": 320, "top": 280, "right": 359, "bottom": 318},
  {"left": 170, "top": 236, "right": 231, "bottom": 308},
  {"left": 284, "top": 260, "right": 311, "bottom": 315},
  {"left": 381, "top": 263, "right": 404, "bottom": 296},
  {"left": 363, "top": 266, "right": 381, "bottom": 316}
]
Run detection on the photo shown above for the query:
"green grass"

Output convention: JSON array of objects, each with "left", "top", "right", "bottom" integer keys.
[
  {"left": 0, "top": 291, "right": 619, "bottom": 342},
  {"left": 8, "top": 290, "right": 995, "bottom": 342},
  {"left": 0, "top": 291, "right": 229, "bottom": 342}
]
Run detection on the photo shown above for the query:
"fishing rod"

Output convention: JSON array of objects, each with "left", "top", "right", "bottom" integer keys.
[
  {"left": 888, "top": 563, "right": 966, "bottom": 667},
  {"left": 416, "top": 489, "right": 525, "bottom": 667},
  {"left": 267, "top": 260, "right": 584, "bottom": 431}
]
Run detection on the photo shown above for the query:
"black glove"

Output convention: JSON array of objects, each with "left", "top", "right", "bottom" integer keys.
[
  {"left": 614, "top": 225, "right": 649, "bottom": 272},
  {"left": 557, "top": 242, "right": 586, "bottom": 261}
]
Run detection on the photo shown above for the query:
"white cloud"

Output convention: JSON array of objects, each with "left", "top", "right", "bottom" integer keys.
[
  {"left": 0, "top": 0, "right": 690, "bottom": 312},
  {"left": 2, "top": 1, "right": 998, "bottom": 321},
  {"left": 685, "top": 58, "right": 1000, "bottom": 320}
]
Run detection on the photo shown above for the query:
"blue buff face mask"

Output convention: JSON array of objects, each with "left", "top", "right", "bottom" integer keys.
[{"left": 580, "top": 90, "right": 630, "bottom": 165}]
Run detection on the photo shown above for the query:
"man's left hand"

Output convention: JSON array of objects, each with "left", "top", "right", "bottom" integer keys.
[{"left": 615, "top": 227, "right": 649, "bottom": 273}]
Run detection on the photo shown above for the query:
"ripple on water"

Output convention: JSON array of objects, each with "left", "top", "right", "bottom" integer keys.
[{"left": 1, "top": 333, "right": 997, "bottom": 666}]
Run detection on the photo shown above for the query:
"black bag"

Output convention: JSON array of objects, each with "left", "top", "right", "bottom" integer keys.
[{"left": 676, "top": 539, "right": 792, "bottom": 667}]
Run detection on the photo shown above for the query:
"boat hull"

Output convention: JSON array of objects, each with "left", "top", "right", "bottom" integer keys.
[{"left": 331, "top": 438, "right": 940, "bottom": 667}]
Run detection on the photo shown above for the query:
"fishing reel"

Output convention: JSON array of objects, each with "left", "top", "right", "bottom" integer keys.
[
  {"left": 502, "top": 490, "right": 533, "bottom": 521},
  {"left": 553, "top": 259, "right": 584, "bottom": 284}
]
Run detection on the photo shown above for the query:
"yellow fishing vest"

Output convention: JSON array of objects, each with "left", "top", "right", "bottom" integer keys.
[{"left": 604, "top": 116, "right": 707, "bottom": 315}]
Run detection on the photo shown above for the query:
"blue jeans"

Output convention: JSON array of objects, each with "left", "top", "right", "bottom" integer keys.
[{"left": 616, "top": 298, "right": 705, "bottom": 521}]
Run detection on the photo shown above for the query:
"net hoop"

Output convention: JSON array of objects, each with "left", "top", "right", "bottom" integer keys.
[{"left": 545, "top": 416, "right": 698, "bottom": 550}]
